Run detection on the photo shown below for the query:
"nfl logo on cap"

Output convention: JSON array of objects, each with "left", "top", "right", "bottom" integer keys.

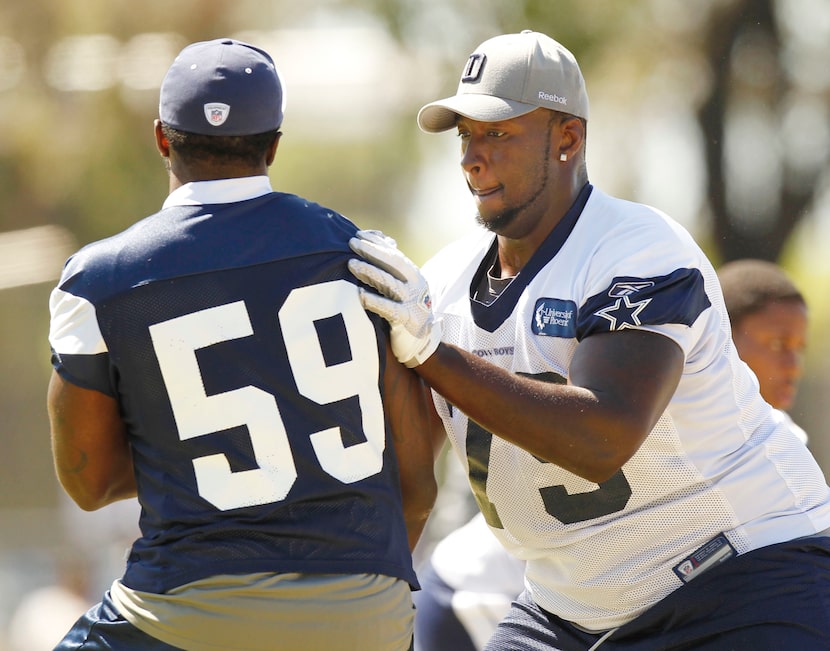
[
  {"left": 159, "top": 38, "right": 284, "bottom": 136},
  {"left": 204, "top": 103, "right": 230, "bottom": 126}
]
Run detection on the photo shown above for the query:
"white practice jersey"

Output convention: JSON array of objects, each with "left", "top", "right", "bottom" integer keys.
[{"left": 422, "top": 185, "right": 830, "bottom": 631}]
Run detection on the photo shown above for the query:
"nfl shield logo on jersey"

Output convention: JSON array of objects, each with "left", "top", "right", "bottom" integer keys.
[{"left": 204, "top": 103, "right": 231, "bottom": 127}]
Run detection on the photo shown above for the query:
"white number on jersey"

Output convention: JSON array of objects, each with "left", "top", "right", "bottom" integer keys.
[{"left": 149, "top": 280, "right": 384, "bottom": 511}]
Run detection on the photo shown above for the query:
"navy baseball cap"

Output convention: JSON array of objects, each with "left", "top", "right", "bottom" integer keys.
[{"left": 159, "top": 38, "right": 284, "bottom": 136}]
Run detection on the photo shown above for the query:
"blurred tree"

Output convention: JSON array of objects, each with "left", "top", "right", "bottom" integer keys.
[
  {"left": 5, "top": 0, "right": 826, "bottom": 257},
  {"left": 698, "top": 0, "right": 830, "bottom": 263}
]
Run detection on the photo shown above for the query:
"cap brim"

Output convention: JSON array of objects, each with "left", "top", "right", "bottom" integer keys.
[{"left": 417, "top": 94, "right": 539, "bottom": 133}]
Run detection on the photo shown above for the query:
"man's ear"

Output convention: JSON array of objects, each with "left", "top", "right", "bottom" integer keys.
[
  {"left": 556, "top": 116, "right": 585, "bottom": 163},
  {"left": 154, "top": 119, "right": 170, "bottom": 158}
]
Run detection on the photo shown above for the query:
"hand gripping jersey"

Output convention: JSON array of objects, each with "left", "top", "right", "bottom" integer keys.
[
  {"left": 422, "top": 184, "right": 830, "bottom": 631},
  {"left": 49, "top": 179, "right": 417, "bottom": 594}
]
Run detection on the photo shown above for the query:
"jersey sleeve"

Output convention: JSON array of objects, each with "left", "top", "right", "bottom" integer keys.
[
  {"left": 48, "top": 285, "right": 114, "bottom": 395},
  {"left": 577, "top": 268, "right": 711, "bottom": 341},
  {"left": 571, "top": 200, "right": 717, "bottom": 357}
]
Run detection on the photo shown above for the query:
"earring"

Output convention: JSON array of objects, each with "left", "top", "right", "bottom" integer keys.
[{"left": 559, "top": 153, "right": 568, "bottom": 162}]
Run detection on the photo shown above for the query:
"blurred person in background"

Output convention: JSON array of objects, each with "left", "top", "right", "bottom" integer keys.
[
  {"left": 413, "top": 512, "right": 524, "bottom": 651},
  {"left": 718, "top": 258, "right": 809, "bottom": 442},
  {"left": 46, "top": 37, "right": 439, "bottom": 651},
  {"left": 7, "top": 551, "right": 91, "bottom": 651}
]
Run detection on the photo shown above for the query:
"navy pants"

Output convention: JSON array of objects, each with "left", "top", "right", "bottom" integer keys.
[
  {"left": 413, "top": 560, "right": 479, "bottom": 651},
  {"left": 485, "top": 537, "right": 830, "bottom": 650},
  {"left": 54, "top": 590, "right": 183, "bottom": 650}
]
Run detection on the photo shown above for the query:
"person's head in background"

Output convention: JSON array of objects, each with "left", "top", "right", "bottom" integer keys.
[{"left": 718, "top": 259, "right": 808, "bottom": 411}]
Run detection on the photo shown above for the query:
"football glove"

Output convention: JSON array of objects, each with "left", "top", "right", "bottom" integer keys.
[{"left": 348, "top": 230, "right": 442, "bottom": 368}]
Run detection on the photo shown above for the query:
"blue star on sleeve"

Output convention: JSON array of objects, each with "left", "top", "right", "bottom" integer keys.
[
  {"left": 577, "top": 268, "right": 711, "bottom": 340},
  {"left": 594, "top": 295, "right": 652, "bottom": 330}
]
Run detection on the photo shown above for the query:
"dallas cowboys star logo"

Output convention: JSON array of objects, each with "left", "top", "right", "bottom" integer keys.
[{"left": 594, "top": 295, "right": 652, "bottom": 331}]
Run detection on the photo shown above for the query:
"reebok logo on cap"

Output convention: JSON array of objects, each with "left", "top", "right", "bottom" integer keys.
[{"left": 538, "top": 91, "right": 567, "bottom": 107}]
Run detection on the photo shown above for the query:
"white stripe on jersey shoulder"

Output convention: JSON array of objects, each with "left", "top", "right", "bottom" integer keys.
[{"left": 49, "top": 288, "right": 107, "bottom": 354}]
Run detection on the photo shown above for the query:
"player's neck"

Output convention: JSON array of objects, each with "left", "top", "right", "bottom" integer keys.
[{"left": 167, "top": 164, "right": 268, "bottom": 193}]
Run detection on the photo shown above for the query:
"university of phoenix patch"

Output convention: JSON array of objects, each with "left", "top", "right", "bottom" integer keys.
[{"left": 532, "top": 298, "right": 577, "bottom": 337}]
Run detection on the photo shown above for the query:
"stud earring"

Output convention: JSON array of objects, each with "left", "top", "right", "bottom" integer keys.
[{"left": 559, "top": 153, "right": 568, "bottom": 162}]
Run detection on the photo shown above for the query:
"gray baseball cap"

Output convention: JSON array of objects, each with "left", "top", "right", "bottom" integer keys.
[
  {"left": 417, "top": 30, "right": 589, "bottom": 133},
  {"left": 159, "top": 38, "right": 284, "bottom": 136}
]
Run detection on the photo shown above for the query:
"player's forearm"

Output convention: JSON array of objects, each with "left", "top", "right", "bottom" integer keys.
[
  {"left": 414, "top": 343, "right": 643, "bottom": 483},
  {"left": 402, "top": 498, "right": 435, "bottom": 552},
  {"left": 53, "top": 440, "right": 137, "bottom": 511},
  {"left": 48, "top": 372, "right": 138, "bottom": 510}
]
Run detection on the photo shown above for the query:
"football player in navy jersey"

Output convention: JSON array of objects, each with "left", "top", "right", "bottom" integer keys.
[
  {"left": 349, "top": 30, "right": 830, "bottom": 650},
  {"left": 48, "top": 38, "right": 441, "bottom": 651}
]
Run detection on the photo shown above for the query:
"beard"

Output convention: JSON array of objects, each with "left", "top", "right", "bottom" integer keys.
[{"left": 475, "top": 204, "right": 520, "bottom": 233}]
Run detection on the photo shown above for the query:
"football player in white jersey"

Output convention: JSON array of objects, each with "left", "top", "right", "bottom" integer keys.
[
  {"left": 349, "top": 30, "right": 830, "bottom": 650},
  {"left": 412, "top": 258, "right": 813, "bottom": 651}
]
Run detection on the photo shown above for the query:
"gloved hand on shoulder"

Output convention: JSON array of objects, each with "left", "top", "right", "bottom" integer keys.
[{"left": 348, "top": 230, "right": 442, "bottom": 368}]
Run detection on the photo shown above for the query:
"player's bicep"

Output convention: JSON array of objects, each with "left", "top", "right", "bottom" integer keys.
[
  {"left": 47, "top": 371, "right": 136, "bottom": 510},
  {"left": 570, "top": 329, "right": 683, "bottom": 439},
  {"left": 383, "top": 342, "right": 442, "bottom": 549}
]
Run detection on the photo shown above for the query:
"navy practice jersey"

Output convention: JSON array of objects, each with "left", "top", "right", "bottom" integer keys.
[{"left": 49, "top": 179, "right": 417, "bottom": 593}]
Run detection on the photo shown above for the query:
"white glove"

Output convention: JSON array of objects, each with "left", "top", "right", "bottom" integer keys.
[{"left": 348, "top": 230, "right": 442, "bottom": 368}]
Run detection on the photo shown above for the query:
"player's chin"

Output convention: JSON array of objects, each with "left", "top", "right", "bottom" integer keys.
[
  {"left": 475, "top": 207, "right": 517, "bottom": 235},
  {"left": 769, "top": 386, "right": 796, "bottom": 411}
]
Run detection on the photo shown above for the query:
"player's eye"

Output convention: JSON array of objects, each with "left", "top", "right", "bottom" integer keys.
[{"left": 767, "top": 339, "right": 784, "bottom": 353}]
